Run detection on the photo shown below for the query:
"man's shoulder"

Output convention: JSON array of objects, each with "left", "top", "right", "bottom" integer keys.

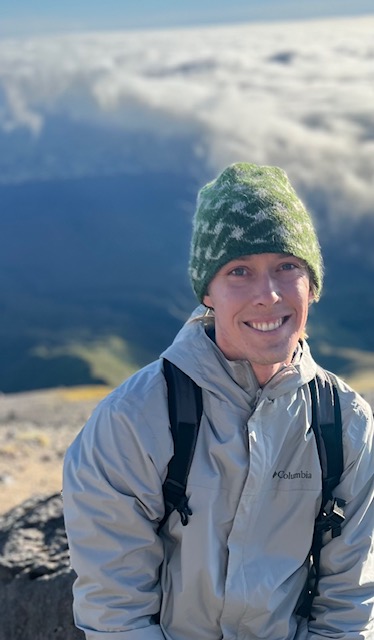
[
  {"left": 73, "top": 358, "right": 170, "bottom": 459},
  {"left": 101, "top": 359, "right": 166, "bottom": 413},
  {"left": 322, "top": 372, "right": 373, "bottom": 461},
  {"left": 325, "top": 371, "right": 372, "bottom": 417}
]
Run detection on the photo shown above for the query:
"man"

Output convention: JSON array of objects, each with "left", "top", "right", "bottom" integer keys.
[{"left": 63, "top": 163, "right": 374, "bottom": 639}]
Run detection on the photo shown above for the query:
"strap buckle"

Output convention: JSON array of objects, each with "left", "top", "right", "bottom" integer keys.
[
  {"left": 176, "top": 496, "right": 192, "bottom": 526},
  {"left": 318, "top": 497, "right": 346, "bottom": 538}
]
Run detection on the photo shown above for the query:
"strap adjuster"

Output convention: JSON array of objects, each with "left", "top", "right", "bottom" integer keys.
[{"left": 318, "top": 497, "right": 346, "bottom": 538}]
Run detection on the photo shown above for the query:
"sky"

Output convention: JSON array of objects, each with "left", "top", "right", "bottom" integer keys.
[{"left": 1, "top": 0, "right": 374, "bottom": 37}]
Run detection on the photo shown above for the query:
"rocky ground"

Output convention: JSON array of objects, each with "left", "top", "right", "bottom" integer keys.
[
  {"left": 0, "top": 493, "right": 85, "bottom": 640},
  {"left": 0, "top": 386, "right": 110, "bottom": 515}
]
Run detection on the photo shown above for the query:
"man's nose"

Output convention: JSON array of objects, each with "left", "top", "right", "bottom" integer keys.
[{"left": 251, "top": 273, "right": 281, "bottom": 306}]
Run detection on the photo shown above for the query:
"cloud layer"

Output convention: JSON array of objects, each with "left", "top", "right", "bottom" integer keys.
[{"left": 0, "top": 16, "right": 373, "bottom": 222}]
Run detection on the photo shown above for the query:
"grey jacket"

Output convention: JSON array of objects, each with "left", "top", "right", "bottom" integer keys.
[{"left": 63, "top": 310, "right": 374, "bottom": 640}]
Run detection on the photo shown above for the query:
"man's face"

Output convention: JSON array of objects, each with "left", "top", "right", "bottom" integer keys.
[{"left": 203, "top": 253, "right": 314, "bottom": 386}]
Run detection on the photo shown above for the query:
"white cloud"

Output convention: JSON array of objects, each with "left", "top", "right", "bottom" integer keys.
[{"left": 0, "top": 16, "right": 373, "bottom": 219}]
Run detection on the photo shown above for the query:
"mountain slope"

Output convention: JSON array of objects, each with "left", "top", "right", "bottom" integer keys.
[{"left": 2, "top": 152, "right": 374, "bottom": 392}]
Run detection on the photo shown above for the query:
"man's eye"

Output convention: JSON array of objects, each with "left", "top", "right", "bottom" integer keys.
[
  {"left": 229, "top": 267, "right": 247, "bottom": 276},
  {"left": 280, "top": 263, "right": 297, "bottom": 271}
]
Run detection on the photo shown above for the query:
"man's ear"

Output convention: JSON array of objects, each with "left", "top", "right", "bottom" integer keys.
[{"left": 203, "top": 293, "right": 212, "bottom": 308}]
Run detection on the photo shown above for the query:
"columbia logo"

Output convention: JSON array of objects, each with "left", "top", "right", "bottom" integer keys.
[{"left": 273, "top": 470, "right": 312, "bottom": 480}]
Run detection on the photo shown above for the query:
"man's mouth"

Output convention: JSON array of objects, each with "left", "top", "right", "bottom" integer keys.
[{"left": 245, "top": 317, "right": 288, "bottom": 332}]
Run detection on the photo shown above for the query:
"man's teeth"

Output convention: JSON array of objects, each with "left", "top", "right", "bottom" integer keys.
[{"left": 249, "top": 318, "right": 284, "bottom": 332}]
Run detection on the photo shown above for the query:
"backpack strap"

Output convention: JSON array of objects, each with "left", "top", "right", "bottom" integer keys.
[
  {"left": 297, "top": 368, "right": 345, "bottom": 618},
  {"left": 158, "top": 359, "right": 203, "bottom": 531},
  {"left": 311, "top": 368, "right": 344, "bottom": 508}
]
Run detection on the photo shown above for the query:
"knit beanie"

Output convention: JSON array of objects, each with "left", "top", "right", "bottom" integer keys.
[{"left": 189, "top": 162, "right": 323, "bottom": 302}]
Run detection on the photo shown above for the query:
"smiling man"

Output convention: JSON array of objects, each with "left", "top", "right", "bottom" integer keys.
[{"left": 63, "top": 163, "right": 374, "bottom": 640}]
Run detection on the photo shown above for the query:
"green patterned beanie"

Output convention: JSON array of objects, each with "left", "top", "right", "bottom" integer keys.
[{"left": 189, "top": 162, "right": 323, "bottom": 302}]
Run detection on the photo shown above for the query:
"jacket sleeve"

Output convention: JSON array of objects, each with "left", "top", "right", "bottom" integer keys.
[
  {"left": 307, "top": 387, "right": 374, "bottom": 639},
  {"left": 62, "top": 374, "right": 172, "bottom": 640}
]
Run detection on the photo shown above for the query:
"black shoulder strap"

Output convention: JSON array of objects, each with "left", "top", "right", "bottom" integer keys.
[
  {"left": 310, "top": 368, "right": 344, "bottom": 505},
  {"left": 158, "top": 359, "right": 203, "bottom": 531},
  {"left": 297, "top": 368, "right": 345, "bottom": 618}
]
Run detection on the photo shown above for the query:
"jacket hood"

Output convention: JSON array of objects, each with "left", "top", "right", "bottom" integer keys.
[{"left": 161, "top": 305, "right": 318, "bottom": 406}]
